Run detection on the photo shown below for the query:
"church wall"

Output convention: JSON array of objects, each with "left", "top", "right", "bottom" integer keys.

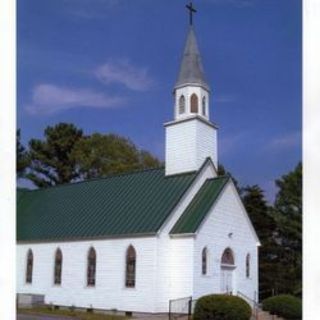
[
  {"left": 193, "top": 181, "right": 259, "bottom": 304},
  {"left": 17, "top": 237, "right": 158, "bottom": 313},
  {"left": 155, "top": 162, "right": 215, "bottom": 312},
  {"left": 195, "top": 120, "right": 217, "bottom": 169},
  {"left": 165, "top": 120, "right": 198, "bottom": 175},
  {"left": 165, "top": 120, "right": 217, "bottom": 175}
]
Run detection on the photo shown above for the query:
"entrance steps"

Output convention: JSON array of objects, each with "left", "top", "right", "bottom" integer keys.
[{"left": 255, "top": 309, "right": 284, "bottom": 320}]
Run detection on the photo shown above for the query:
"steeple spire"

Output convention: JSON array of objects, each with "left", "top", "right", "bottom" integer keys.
[
  {"left": 175, "top": 25, "right": 210, "bottom": 91},
  {"left": 165, "top": 3, "right": 218, "bottom": 176}
]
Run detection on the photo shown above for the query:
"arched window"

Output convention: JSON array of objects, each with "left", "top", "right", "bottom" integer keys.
[
  {"left": 202, "top": 96, "right": 206, "bottom": 116},
  {"left": 125, "top": 245, "right": 136, "bottom": 288},
  {"left": 202, "top": 247, "right": 208, "bottom": 275},
  {"left": 246, "top": 254, "right": 250, "bottom": 278},
  {"left": 87, "top": 247, "right": 96, "bottom": 286},
  {"left": 221, "top": 248, "right": 235, "bottom": 265},
  {"left": 179, "top": 95, "right": 185, "bottom": 114},
  {"left": 190, "top": 94, "right": 198, "bottom": 113},
  {"left": 26, "top": 249, "right": 33, "bottom": 284},
  {"left": 54, "top": 248, "right": 63, "bottom": 285}
]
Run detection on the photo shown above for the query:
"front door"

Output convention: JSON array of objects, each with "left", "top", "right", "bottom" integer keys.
[{"left": 220, "top": 267, "right": 233, "bottom": 294}]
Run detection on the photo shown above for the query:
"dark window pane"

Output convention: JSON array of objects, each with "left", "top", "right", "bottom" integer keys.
[
  {"left": 54, "top": 248, "right": 62, "bottom": 285},
  {"left": 221, "top": 248, "right": 234, "bottom": 265},
  {"left": 26, "top": 249, "right": 33, "bottom": 284},
  {"left": 87, "top": 247, "right": 96, "bottom": 286},
  {"left": 125, "top": 245, "right": 136, "bottom": 288}
]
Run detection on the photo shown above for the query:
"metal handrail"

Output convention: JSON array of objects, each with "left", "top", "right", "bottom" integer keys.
[{"left": 237, "top": 291, "right": 260, "bottom": 319}]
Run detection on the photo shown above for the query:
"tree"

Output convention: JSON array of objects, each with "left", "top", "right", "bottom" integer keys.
[
  {"left": 242, "top": 185, "right": 278, "bottom": 300},
  {"left": 17, "top": 129, "right": 30, "bottom": 178},
  {"left": 218, "top": 163, "right": 240, "bottom": 192},
  {"left": 70, "top": 133, "right": 162, "bottom": 180},
  {"left": 273, "top": 162, "right": 302, "bottom": 296},
  {"left": 27, "top": 123, "right": 83, "bottom": 187}
]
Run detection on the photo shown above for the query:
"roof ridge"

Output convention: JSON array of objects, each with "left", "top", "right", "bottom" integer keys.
[
  {"left": 206, "top": 175, "right": 230, "bottom": 181},
  {"left": 23, "top": 166, "right": 165, "bottom": 192}
]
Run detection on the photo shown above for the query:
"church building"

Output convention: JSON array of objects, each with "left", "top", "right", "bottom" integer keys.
[{"left": 17, "top": 5, "right": 260, "bottom": 315}]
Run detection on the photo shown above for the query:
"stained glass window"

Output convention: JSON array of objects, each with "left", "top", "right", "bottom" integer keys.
[
  {"left": 26, "top": 249, "right": 33, "bottom": 284},
  {"left": 125, "top": 245, "right": 136, "bottom": 288},
  {"left": 54, "top": 248, "right": 62, "bottom": 285},
  {"left": 221, "top": 248, "right": 234, "bottom": 265},
  {"left": 87, "top": 247, "right": 96, "bottom": 286}
]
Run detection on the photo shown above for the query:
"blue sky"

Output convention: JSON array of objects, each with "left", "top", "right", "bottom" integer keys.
[{"left": 17, "top": 0, "right": 301, "bottom": 202}]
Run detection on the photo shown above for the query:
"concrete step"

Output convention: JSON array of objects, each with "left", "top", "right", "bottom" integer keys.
[{"left": 256, "top": 309, "right": 284, "bottom": 320}]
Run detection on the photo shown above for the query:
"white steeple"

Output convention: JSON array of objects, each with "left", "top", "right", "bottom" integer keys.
[{"left": 165, "top": 6, "right": 218, "bottom": 176}]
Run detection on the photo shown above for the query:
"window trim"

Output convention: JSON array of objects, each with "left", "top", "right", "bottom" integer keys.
[{"left": 202, "top": 96, "right": 206, "bottom": 116}]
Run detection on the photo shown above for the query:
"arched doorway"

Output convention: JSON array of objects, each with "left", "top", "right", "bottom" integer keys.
[{"left": 220, "top": 248, "right": 235, "bottom": 294}]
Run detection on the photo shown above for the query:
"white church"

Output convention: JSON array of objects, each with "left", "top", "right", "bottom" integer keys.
[{"left": 17, "top": 6, "right": 260, "bottom": 315}]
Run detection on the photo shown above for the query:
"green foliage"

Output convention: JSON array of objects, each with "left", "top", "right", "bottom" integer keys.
[
  {"left": 18, "top": 306, "right": 127, "bottom": 320},
  {"left": 23, "top": 122, "right": 162, "bottom": 187},
  {"left": 262, "top": 295, "right": 302, "bottom": 319},
  {"left": 26, "top": 123, "right": 83, "bottom": 187},
  {"left": 193, "top": 294, "right": 251, "bottom": 320},
  {"left": 17, "top": 129, "right": 30, "bottom": 178},
  {"left": 241, "top": 185, "right": 278, "bottom": 300},
  {"left": 218, "top": 163, "right": 240, "bottom": 192},
  {"left": 272, "top": 163, "right": 302, "bottom": 296},
  {"left": 70, "top": 133, "right": 162, "bottom": 179}
]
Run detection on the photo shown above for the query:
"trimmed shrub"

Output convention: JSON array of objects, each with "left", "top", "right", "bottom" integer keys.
[
  {"left": 193, "top": 294, "right": 251, "bottom": 320},
  {"left": 262, "top": 294, "right": 302, "bottom": 319}
]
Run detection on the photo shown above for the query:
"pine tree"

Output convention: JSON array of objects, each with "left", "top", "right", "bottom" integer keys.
[
  {"left": 273, "top": 162, "right": 302, "bottom": 296},
  {"left": 27, "top": 123, "right": 83, "bottom": 187},
  {"left": 16, "top": 129, "right": 30, "bottom": 178},
  {"left": 242, "top": 185, "right": 278, "bottom": 300}
]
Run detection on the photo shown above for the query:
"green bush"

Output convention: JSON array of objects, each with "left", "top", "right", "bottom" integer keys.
[
  {"left": 262, "top": 294, "right": 302, "bottom": 319},
  {"left": 193, "top": 294, "right": 251, "bottom": 320}
]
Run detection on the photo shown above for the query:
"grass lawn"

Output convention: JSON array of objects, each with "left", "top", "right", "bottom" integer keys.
[{"left": 18, "top": 306, "right": 128, "bottom": 320}]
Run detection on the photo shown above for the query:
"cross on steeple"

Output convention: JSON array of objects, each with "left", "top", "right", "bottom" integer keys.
[{"left": 186, "top": 2, "right": 197, "bottom": 26}]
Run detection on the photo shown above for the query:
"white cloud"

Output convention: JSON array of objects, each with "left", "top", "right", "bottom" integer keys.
[
  {"left": 26, "top": 84, "right": 126, "bottom": 115},
  {"left": 213, "top": 94, "right": 235, "bottom": 103},
  {"left": 219, "top": 132, "right": 247, "bottom": 156},
  {"left": 268, "top": 131, "right": 301, "bottom": 149},
  {"left": 95, "top": 60, "right": 154, "bottom": 91},
  {"left": 64, "top": 0, "right": 124, "bottom": 19}
]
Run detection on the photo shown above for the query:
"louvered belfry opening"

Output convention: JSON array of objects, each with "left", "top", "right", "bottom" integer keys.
[
  {"left": 125, "top": 245, "right": 136, "bottom": 288},
  {"left": 190, "top": 94, "right": 198, "bottom": 113},
  {"left": 179, "top": 95, "right": 186, "bottom": 114}
]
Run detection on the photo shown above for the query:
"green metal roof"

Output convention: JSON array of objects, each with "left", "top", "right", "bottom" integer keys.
[
  {"left": 17, "top": 168, "right": 197, "bottom": 242},
  {"left": 170, "top": 176, "right": 229, "bottom": 235}
]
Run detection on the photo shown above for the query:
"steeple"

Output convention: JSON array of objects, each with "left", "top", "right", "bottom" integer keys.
[
  {"left": 164, "top": 2, "right": 218, "bottom": 176},
  {"left": 175, "top": 26, "right": 210, "bottom": 91}
]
